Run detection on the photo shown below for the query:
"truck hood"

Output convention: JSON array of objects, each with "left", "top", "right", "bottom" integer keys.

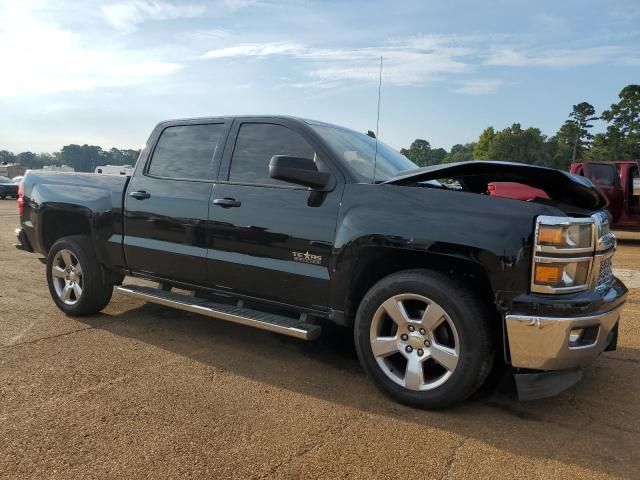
[{"left": 384, "top": 161, "right": 607, "bottom": 211}]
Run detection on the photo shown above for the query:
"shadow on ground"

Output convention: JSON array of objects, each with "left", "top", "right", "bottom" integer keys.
[{"left": 77, "top": 301, "right": 639, "bottom": 478}]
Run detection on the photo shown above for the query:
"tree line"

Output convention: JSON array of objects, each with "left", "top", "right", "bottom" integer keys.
[
  {"left": 400, "top": 84, "right": 640, "bottom": 169},
  {"left": 0, "top": 145, "right": 140, "bottom": 173}
]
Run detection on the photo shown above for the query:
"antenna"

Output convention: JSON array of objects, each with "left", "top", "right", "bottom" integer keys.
[{"left": 372, "top": 55, "right": 382, "bottom": 184}]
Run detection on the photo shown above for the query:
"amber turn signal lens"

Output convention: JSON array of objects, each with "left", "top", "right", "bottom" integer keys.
[
  {"left": 534, "top": 264, "right": 564, "bottom": 285},
  {"left": 538, "top": 226, "right": 564, "bottom": 245}
]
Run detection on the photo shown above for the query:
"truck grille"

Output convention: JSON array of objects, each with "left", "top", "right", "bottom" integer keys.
[{"left": 597, "top": 256, "right": 613, "bottom": 287}]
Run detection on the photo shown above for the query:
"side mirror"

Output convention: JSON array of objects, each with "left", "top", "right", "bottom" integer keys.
[{"left": 269, "top": 155, "right": 331, "bottom": 189}]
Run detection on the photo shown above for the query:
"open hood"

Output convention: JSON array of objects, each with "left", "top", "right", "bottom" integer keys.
[{"left": 384, "top": 161, "right": 608, "bottom": 211}]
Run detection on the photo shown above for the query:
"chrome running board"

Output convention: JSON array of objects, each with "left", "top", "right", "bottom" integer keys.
[{"left": 116, "top": 285, "right": 321, "bottom": 340}]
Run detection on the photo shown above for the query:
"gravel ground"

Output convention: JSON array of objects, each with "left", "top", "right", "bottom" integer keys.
[{"left": 1, "top": 199, "right": 639, "bottom": 479}]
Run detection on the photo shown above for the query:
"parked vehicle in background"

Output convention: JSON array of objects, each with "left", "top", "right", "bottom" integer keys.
[
  {"left": 0, "top": 176, "right": 18, "bottom": 198},
  {"left": 12, "top": 176, "right": 24, "bottom": 184},
  {"left": 570, "top": 161, "right": 640, "bottom": 231},
  {"left": 94, "top": 165, "right": 134, "bottom": 176},
  {"left": 15, "top": 116, "right": 627, "bottom": 408}
]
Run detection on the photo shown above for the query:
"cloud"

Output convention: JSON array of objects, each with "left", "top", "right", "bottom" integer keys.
[
  {"left": 485, "top": 45, "right": 636, "bottom": 67},
  {"left": 0, "top": 2, "right": 181, "bottom": 97},
  {"left": 453, "top": 79, "right": 503, "bottom": 95},
  {"left": 101, "top": 1, "right": 206, "bottom": 31},
  {"left": 201, "top": 42, "right": 305, "bottom": 59},
  {"left": 200, "top": 35, "right": 474, "bottom": 86}
]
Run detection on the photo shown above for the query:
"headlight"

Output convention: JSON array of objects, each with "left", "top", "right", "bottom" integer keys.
[
  {"left": 531, "top": 213, "right": 616, "bottom": 295},
  {"left": 535, "top": 217, "right": 593, "bottom": 253},
  {"left": 537, "top": 224, "right": 592, "bottom": 250}
]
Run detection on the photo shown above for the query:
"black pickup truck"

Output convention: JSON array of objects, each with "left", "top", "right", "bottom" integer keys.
[{"left": 16, "top": 116, "right": 627, "bottom": 408}]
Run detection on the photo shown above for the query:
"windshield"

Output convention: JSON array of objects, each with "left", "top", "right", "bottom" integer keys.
[
  {"left": 0, "top": 176, "right": 11, "bottom": 184},
  {"left": 310, "top": 124, "right": 418, "bottom": 182}
]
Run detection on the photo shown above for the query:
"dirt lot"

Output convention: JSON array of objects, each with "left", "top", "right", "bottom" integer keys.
[{"left": 1, "top": 198, "right": 639, "bottom": 479}]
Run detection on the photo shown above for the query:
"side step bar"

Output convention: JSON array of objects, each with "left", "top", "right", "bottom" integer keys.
[{"left": 115, "top": 285, "right": 321, "bottom": 340}]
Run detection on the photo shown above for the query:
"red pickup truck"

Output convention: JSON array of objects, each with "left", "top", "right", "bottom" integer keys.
[
  {"left": 489, "top": 161, "right": 639, "bottom": 230},
  {"left": 570, "top": 161, "right": 639, "bottom": 230}
]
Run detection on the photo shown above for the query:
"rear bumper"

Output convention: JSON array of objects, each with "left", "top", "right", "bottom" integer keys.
[
  {"left": 505, "top": 278, "right": 627, "bottom": 371},
  {"left": 15, "top": 227, "right": 34, "bottom": 252}
]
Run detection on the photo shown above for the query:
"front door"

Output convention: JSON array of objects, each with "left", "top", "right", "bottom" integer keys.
[
  {"left": 124, "top": 121, "right": 230, "bottom": 285},
  {"left": 206, "top": 119, "right": 343, "bottom": 310}
]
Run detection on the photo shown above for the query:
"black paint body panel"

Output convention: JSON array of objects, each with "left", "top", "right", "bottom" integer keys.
[{"left": 18, "top": 115, "right": 614, "bottom": 327}]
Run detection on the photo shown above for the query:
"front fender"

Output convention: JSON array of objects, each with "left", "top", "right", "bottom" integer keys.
[{"left": 330, "top": 184, "right": 567, "bottom": 313}]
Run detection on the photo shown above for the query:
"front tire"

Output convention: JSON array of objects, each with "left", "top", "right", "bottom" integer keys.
[
  {"left": 354, "top": 269, "right": 495, "bottom": 409},
  {"left": 46, "top": 235, "right": 113, "bottom": 316}
]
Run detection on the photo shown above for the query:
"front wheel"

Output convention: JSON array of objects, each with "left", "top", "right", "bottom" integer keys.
[
  {"left": 354, "top": 269, "right": 495, "bottom": 409},
  {"left": 46, "top": 235, "right": 113, "bottom": 316}
]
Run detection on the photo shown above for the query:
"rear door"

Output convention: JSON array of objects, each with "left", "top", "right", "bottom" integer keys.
[
  {"left": 583, "top": 163, "right": 624, "bottom": 222},
  {"left": 206, "top": 118, "right": 343, "bottom": 310},
  {"left": 124, "top": 120, "right": 230, "bottom": 285}
]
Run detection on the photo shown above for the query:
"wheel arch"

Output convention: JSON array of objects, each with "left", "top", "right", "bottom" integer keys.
[
  {"left": 40, "top": 207, "right": 93, "bottom": 253},
  {"left": 343, "top": 247, "right": 499, "bottom": 327}
]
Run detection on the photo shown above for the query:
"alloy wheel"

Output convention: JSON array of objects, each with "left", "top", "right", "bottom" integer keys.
[
  {"left": 369, "top": 293, "right": 460, "bottom": 391},
  {"left": 51, "top": 249, "right": 83, "bottom": 305}
]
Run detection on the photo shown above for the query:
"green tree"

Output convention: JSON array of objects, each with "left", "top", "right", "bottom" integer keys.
[
  {"left": 16, "top": 151, "right": 40, "bottom": 168},
  {"left": 586, "top": 126, "right": 627, "bottom": 161},
  {"left": 560, "top": 102, "right": 598, "bottom": 162},
  {"left": 601, "top": 84, "right": 640, "bottom": 158},
  {"left": 430, "top": 147, "right": 447, "bottom": 165},
  {"left": 60, "top": 144, "right": 107, "bottom": 172},
  {"left": 0, "top": 150, "right": 16, "bottom": 164},
  {"left": 443, "top": 143, "right": 476, "bottom": 163},
  {"left": 400, "top": 139, "right": 431, "bottom": 167},
  {"left": 474, "top": 127, "right": 495, "bottom": 160},
  {"left": 487, "top": 123, "right": 547, "bottom": 165},
  {"left": 544, "top": 135, "right": 572, "bottom": 170}
]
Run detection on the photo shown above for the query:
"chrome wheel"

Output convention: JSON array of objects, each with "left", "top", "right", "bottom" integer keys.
[
  {"left": 369, "top": 293, "right": 460, "bottom": 391},
  {"left": 51, "top": 249, "right": 83, "bottom": 305}
]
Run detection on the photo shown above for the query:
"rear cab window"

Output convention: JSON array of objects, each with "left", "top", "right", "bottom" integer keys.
[{"left": 147, "top": 124, "right": 225, "bottom": 180}]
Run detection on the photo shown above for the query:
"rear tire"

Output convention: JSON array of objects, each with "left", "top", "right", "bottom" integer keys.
[
  {"left": 354, "top": 269, "right": 495, "bottom": 409},
  {"left": 46, "top": 235, "right": 113, "bottom": 316}
]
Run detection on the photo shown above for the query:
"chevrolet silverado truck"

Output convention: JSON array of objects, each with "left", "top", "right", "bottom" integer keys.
[{"left": 15, "top": 116, "right": 627, "bottom": 408}]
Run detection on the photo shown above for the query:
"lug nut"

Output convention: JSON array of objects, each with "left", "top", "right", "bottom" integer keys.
[
  {"left": 419, "top": 328, "right": 426, "bottom": 335},
  {"left": 408, "top": 325, "right": 415, "bottom": 332},
  {"left": 401, "top": 334, "right": 408, "bottom": 341},
  {"left": 424, "top": 339, "right": 431, "bottom": 347},
  {"left": 417, "top": 349, "right": 424, "bottom": 356},
  {"left": 405, "top": 346, "right": 413, "bottom": 353}
]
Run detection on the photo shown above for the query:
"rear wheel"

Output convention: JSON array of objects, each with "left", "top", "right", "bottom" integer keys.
[
  {"left": 46, "top": 235, "right": 113, "bottom": 315},
  {"left": 354, "top": 269, "right": 494, "bottom": 409}
]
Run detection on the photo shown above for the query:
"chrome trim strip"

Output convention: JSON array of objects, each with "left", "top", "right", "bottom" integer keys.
[{"left": 116, "top": 285, "right": 321, "bottom": 340}]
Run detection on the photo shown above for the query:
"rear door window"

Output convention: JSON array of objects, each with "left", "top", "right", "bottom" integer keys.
[{"left": 148, "top": 124, "right": 225, "bottom": 180}]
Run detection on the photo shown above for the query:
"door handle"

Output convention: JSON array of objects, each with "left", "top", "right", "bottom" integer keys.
[
  {"left": 213, "top": 198, "right": 242, "bottom": 208},
  {"left": 129, "top": 190, "right": 151, "bottom": 200}
]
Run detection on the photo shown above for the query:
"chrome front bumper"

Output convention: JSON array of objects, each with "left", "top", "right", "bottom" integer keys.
[{"left": 506, "top": 302, "right": 624, "bottom": 371}]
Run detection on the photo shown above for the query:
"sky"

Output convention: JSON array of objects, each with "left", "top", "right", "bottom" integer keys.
[{"left": 1, "top": 0, "right": 639, "bottom": 154}]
